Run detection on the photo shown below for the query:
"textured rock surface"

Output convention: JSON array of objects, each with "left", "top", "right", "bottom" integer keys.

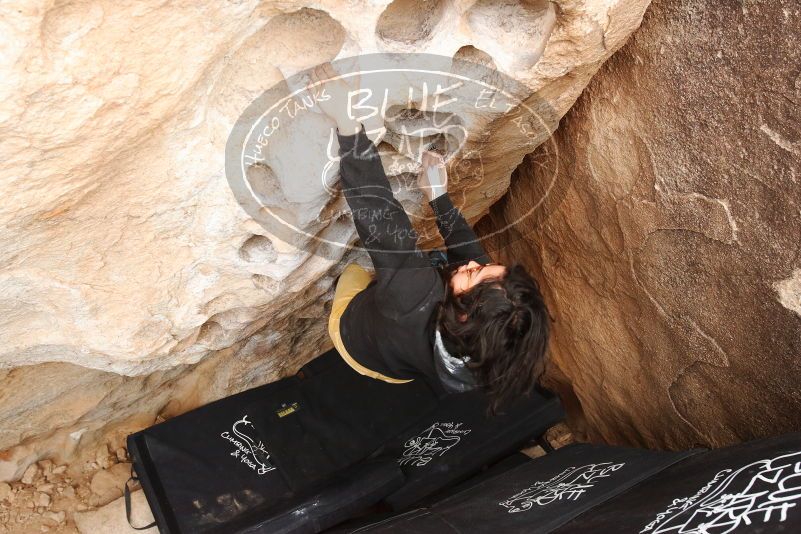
[
  {"left": 478, "top": 0, "right": 801, "bottom": 449},
  {"left": 0, "top": 0, "right": 649, "bottom": 480}
]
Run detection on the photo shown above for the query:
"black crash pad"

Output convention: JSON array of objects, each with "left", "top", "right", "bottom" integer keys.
[
  {"left": 202, "top": 459, "right": 403, "bottom": 534},
  {"left": 328, "top": 452, "right": 534, "bottom": 533},
  {"left": 127, "top": 349, "right": 436, "bottom": 533},
  {"left": 127, "top": 348, "right": 565, "bottom": 533},
  {"left": 254, "top": 352, "right": 564, "bottom": 510},
  {"left": 553, "top": 432, "right": 801, "bottom": 534},
  {"left": 377, "top": 387, "right": 564, "bottom": 510},
  {"left": 246, "top": 350, "right": 439, "bottom": 492},
  {"left": 342, "top": 443, "right": 698, "bottom": 533}
]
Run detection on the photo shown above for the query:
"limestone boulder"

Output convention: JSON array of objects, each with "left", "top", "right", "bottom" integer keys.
[
  {"left": 0, "top": 0, "right": 650, "bottom": 479},
  {"left": 477, "top": 0, "right": 801, "bottom": 448}
]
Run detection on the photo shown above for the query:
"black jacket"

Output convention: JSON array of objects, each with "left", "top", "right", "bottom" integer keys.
[{"left": 336, "top": 123, "right": 491, "bottom": 393}]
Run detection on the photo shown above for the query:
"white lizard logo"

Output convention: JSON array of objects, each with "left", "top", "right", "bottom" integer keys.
[
  {"left": 399, "top": 422, "right": 471, "bottom": 467},
  {"left": 220, "top": 415, "right": 275, "bottom": 475}
]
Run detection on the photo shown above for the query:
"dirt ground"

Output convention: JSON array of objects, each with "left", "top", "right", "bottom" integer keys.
[{"left": 0, "top": 443, "right": 133, "bottom": 534}]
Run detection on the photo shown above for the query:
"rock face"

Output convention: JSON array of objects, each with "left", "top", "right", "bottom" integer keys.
[
  {"left": 0, "top": 0, "right": 650, "bottom": 480},
  {"left": 477, "top": 0, "right": 801, "bottom": 449}
]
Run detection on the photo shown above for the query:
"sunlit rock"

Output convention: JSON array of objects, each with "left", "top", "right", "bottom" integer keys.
[{"left": 0, "top": 0, "right": 649, "bottom": 479}]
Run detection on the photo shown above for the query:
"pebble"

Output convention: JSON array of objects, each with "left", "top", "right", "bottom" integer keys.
[
  {"left": 38, "top": 460, "right": 53, "bottom": 477},
  {"left": 35, "top": 483, "right": 54, "bottom": 495},
  {"left": 35, "top": 492, "right": 51, "bottom": 508},
  {"left": 21, "top": 464, "right": 40, "bottom": 485},
  {"left": 0, "top": 482, "right": 11, "bottom": 502},
  {"left": 89, "top": 463, "right": 130, "bottom": 506},
  {"left": 95, "top": 445, "right": 113, "bottom": 470},
  {"left": 115, "top": 447, "right": 128, "bottom": 462},
  {"left": 44, "top": 510, "right": 66, "bottom": 524},
  {"left": 51, "top": 465, "right": 67, "bottom": 476}
]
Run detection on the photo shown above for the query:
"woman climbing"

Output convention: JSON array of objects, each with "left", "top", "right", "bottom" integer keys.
[{"left": 311, "top": 62, "right": 550, "bottom": 414}]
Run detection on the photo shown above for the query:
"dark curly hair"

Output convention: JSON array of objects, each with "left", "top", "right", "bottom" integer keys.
[{"left": 437, "top": 262, "right": 549, "bottom": 414}]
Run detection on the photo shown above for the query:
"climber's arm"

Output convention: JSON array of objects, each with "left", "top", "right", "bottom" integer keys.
[
  {"left": 336, "top": 122, "right": 439, "bottom": 313},
  {"left": 316, "top": 63, "right": 426, "bottom": 271},
  {"left": 418, "top": 152, "right": 491, "bottom": 267},
  {"left": 336, "top": 122, "right": 428, "bottom": 269},
  {"left": 429, "top": 193, "right": 491, "bottom": 267}
]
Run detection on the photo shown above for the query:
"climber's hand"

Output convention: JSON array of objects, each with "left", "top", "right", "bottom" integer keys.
[
  {"left": 417, "top": 150, "right": 448, "bottom": 202},
  {"left": 310, "top": 61, "right": 362, "bottom": 134}
]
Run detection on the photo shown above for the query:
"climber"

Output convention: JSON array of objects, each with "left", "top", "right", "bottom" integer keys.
[{"left": 311, "top": 63, "right": 550, "bottom": 413}]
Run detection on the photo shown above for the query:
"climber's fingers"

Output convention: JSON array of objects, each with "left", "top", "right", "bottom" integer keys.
[
  {"left": 421, "top": 150, "right": 445, "bottom": 168},
  {"left": 417, "top": 151, "right": 448, "bottom": 201}
]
